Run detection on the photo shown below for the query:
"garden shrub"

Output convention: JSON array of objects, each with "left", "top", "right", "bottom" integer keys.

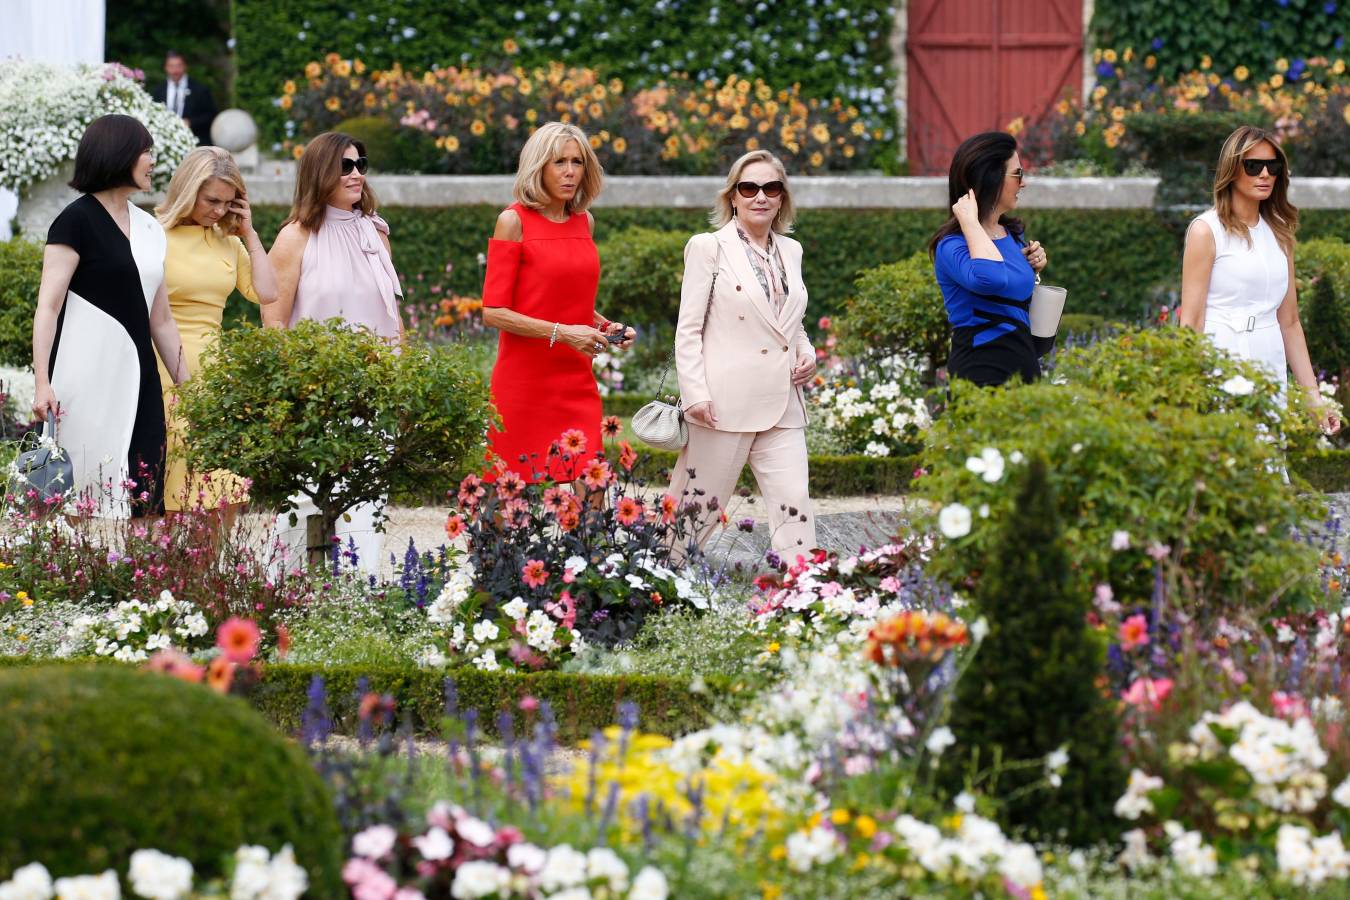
[
  {"left": 0, "top": 664, "right": 342, "bottom": 890},
  {"left": 1123, "top": 109, "right": 1270, "bottom": 206},
  {"left": 0, "top": 237, "right": 41, "bottom": 367},
  {"left": 233, "top": 0, "right": 896, "bottom": 143},
  {"left": 839, "top": 252, "right": 949, "bottom": 377},
  {"left": 595, "top": 227, "right": 689, "bottom": 327},
  {"left": 921, "top": 371, "right": 1319, "bottom": 611},
  {"left": 177, "top": 321, "right": 494, "bottom": 560},
  {"left": 1294, "top": 238, "right": 1350, "bottom": 383},
  {"left": 334, "top": 115, "right": 443, "bottom": 174},
  {"left": 944, "top": 457, "right": 1126, "bottom": 846}
]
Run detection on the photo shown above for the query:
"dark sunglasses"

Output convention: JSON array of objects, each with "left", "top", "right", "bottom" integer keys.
[
  {"left": 736, "top": 180, "right": 784, "bottom": 199},
  {"left": 1241, "top": 157, "right": 1283, "bottom": 177},
  {"left": 1007, "top": 168, "right": 1025, "bottom": 183},
  {"left": 340, "top": 156, "right": 370, "bottom": 176}
]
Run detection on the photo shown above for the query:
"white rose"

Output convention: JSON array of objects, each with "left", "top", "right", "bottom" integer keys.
[
  {"left": 938, "top": 504, "right": 972, "bottom": 539},
  {"left": 128, "top": 849, "right": 194, "bottom": 900},
  {"left": 0, "top": 862, "right": 54, "bottom": 900},
  {"left": 51, "top": 871, "right": 119, "bottom": 900},
  {"left": 449, "top": 862, "right": 511, "bottom": 899}
]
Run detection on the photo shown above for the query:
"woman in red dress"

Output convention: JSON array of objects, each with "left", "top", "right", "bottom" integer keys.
[{"left": 482, "top": 123, "right": 636, "bottom": 483}]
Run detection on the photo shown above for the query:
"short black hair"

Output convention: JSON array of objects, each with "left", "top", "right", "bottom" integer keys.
[
  {"left": 68, "top": 115, "right": 154, "bottom": 193},
  {"left": 165, "top": 49, "right": 186, "bottom": 62}
]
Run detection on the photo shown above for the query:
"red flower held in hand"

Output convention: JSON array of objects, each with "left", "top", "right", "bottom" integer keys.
[
  {"left": 618, "top": 440, "right": 638, "bottom": 471},
  {"left": 615, "top": 497, "right": 644, "bottom": 526},
  {"left": 522, "top": 559, "right": 548, "bottom": 588},
  {"left": 216, "top": 617, "right": 261, "bottom": 664},
  {"left": 560, "top": 429, "right": 588, "bottom": 456}
]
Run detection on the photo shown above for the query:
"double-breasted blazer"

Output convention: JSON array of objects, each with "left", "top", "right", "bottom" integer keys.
[{"left": 675, "top": 219, "right": 815, "bottom": 433}]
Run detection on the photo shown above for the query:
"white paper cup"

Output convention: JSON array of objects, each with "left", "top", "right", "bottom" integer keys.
[{"left": 1029, "top": 284, "right": 1067, "bottom": 338}]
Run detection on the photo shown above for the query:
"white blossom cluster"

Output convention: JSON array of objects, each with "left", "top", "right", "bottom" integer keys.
[
  {"left": 810, "top": 354, "right": 931, "bottom": 458},
  {"left": 66, "top": 590, "right": 208, "bottom": 663},
  {"left": 1278, "top": 823, "right": 1350, "bottom": 887},
  {"left": 0, "top": 60, "right": 196, "bottom": 193},
  {"left": 891, "top": 810, "right": 1044, "bottom": 890},
  {"left": 0, "top": 844, "right": 305, "bottom": 900},
  {"left": 1187, "top": 701, "right": 1330, "bottom": 813},
  {"left": 427, "top": 562, "right": 476, "bottom": 626}
]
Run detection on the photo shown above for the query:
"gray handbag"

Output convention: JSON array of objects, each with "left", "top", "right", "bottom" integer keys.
[
  {"left": 9, "top": 412, "right": 74, "bottom": 503},
  {"left": 632, "top": 265, "right": 718, "bottom": 451}
]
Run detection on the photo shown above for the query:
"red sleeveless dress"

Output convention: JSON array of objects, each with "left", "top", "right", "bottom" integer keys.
[{"left": 482, "top": 203, "right": 603, "bottom": 483}]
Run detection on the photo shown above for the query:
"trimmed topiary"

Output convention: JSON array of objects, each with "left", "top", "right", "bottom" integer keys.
[
  {"left": 944, "top": 457, "right": 1127, "bottom": 846},
  {"left": 0, "top": 664, "right": 343, "bottom": 890},
  {"left": 595, "top": 226, "right": 689, "bottom": 327}
]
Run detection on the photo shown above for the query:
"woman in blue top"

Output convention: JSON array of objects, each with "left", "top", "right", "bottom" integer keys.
[{"left": 929, "top": 132, "right": 1050, "bottom": 386}]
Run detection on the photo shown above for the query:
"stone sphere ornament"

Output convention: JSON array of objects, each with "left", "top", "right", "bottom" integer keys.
[{"left": 210, "top": 109, "right": 257, "bottom": 152}]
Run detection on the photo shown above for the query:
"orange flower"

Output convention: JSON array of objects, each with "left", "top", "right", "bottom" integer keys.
[
  {"left": 618, "top": 440, "right": 638, "bottom": 471},
  {"left": 144, "top": 649, "right": 204, "bottom": 684},
  {"left": 864, "top": 611, "right": 968, "bottom": 667},
  {"left": 582, "top": 459, "right": 613, "bottom": 490},
  {"left": 206, "top": 656, "right": 236, "bottom": 694},
  {"left": 558, "top": 509, "right": 581, "bottom": 532},
  {"left": 216, "top": 617, "right": 261, "bottom": 664},
  {"left": 560, "top": 429, "right": 588, "bottom": 456},
  {"left": 657, "top": 493, "right": 678, "bottom": 524},
  {"left": 615, "top": 497, "right": 643, "bottom": 526},
  {"left": 601, "top": 415, "right": 622, "bottom": 438},
  {"left": 522, "top": 559, "right": 548, "bottom": 588},
  {"left": 445, "top": 514, "right": 466, "bottom": 540},
  {"left": 275, "top": 623, "right": 291, "bottom": 660}
]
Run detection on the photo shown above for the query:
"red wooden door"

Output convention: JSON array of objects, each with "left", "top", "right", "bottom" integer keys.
[{"left": 906, "top": 0, "right": 1083, "bottom": 174}]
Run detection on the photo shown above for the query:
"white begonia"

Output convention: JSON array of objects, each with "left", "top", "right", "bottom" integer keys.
[
  {"left": 1117, "top": 828, "right": 1153, "bottom": 870},
  {"left": 413, "top": 827, "right": 455, "bottom": 861},
  {"left": 894, "top": 815, "right": 952, "bottom": 874},
  {"left": 864, "top": 440, "right": 891, "bottom": 457},
  {"left": 997, "top": 842, "right": 1043, "bottom": 889},
  {"left": 564, "top": 555, "right": 587, "bottom": 573},
  {"left": 352, "top": 825, "right": 398, "bottom": 859},
  {"left": 50, "top": 871, "right": 119, "bottom": 900},
  {"left": 925, "top": 726, "right": 956, "bottom": 756},
  {"left": 128, "top": 849, "right": 193, "bottom": 900},
  {"left": 449, "top": 861, "right": 511, "bottom": 899},
  {"left": 506, "top": 843, "right": 547, "bottom": 874},
  {"left": 785, "top": 826, "right": 840, "bottom": 873},
  {"left": 472, "top": 620, "right": 500, "bottom": 643},
  {"left": 1164, "top": 822, "right": 1217, "bottom": 877},
  {"left": 953, "top": 792, "right": 976, "bottom": 813},
  {"left": 585, "top": 848, "right": 629, "bottom": 891},
  {"left": 472, "top": 650, "right": 499, "bottom": 672},
  {"left": 628, "top": 866, "right": 669, "bottom": 900},
  {"left": 0, "top": 862, "right": 54, "bottom": 900},
  {"left": 1275, "top": 824, "right": 1350, "bottom": 886},
  {"left": 938, "top": 503, "right": 972, "bottom": 539},
  {"left": 1221, "top": 374, "right": 1256, "bottom": 396},
  {"left": 1333, "top": 774, "right": 1350, "bottom": 808},
  {"left": 415, "top": 646, "right": 448, "bottom": 668},
  {"left": 538, "top": 845, "right": 589, "bottom": 891},
  {"left": 501, "top": 597, "right": 528, "bottom": 621},
  {"left": 1114, "top": 769, "right": 1164, "bottom": 820},
  {"left": 525, "top": 609, "right": 558, "bottom": 652}
]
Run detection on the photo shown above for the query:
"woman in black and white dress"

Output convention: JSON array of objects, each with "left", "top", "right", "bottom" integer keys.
[{"left": 31, "top": 115, "right": 188, "bottom": 517}]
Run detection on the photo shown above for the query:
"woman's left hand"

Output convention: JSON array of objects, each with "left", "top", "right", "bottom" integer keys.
[
  {"left": 791, "top": 352, "right": 816, "bottom": 386},
  {"left": 605, "top": 322, "right": 637, "bottom": 350},
  {"left": 230, "top": 197, "right": 256, "bottom": 239},
  {"left": 1023, "top": 240, "right": 1048, "bottom": 274}
]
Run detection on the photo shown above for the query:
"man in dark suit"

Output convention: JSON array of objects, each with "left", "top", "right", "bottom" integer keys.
[{"left": 151, "top": 50, "right": 217, "bottom": 145}]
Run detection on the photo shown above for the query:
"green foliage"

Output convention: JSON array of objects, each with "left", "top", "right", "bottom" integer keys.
[
  {"left": 233, "top": 0, "right": 896, "bottom": 141},
  {"left": 0, "top": 664, "right": 342, "bottom": 890},
  {"left": 1294, "top": 238, "right": 1350, "bottom": 381},
  {"left": 0, "top": 237, "right": 41, "bottom": 367},
  {"left": 335, "top": 115, "right": 443, "bottom": 174},
  {"left": 595, "top": 227, "right": 689, "bottom": 326},
  {"left": 1123, "top": 109, "right": 1272, "bottom": 206},
  {"left": 944, "top": 457, "right": 1127, "bottom": 846},
  {"left": 638, "top": 447, "right": 920, "bottom": 496},
  {"left": 840, "top": 252, "right": 949, "bottom": 373},
  {"left": 105, "top": 0, "right": 232, "bottom": 104},
  {"left": 921, "top": 340, "right": 1319, "bottom": 608},
  {"left": 176, "top": 320, "right": 494, "bottom": 550},
  {"left": 1091, "top": 1, "right": 1350, "bottom": 83}
]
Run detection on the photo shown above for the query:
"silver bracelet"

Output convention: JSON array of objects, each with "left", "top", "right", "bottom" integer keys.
[{"left": 548, "top": 322, "right": 560, "bottom": 348}]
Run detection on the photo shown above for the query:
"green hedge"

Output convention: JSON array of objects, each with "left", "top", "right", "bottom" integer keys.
[
  {"left": 246, "top": 205, "right": 1189, "bottom": 324},
  {"left": 233, "top": 0, "right": 896, "bottom": 143},
  {"left": 0, "top": 657, "right": 727, "bottom": 743},
  {"left": 1091, "top": 0, "right": 1350, "bottom": 83}
]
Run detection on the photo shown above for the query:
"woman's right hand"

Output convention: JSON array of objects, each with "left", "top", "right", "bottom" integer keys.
[
  {"left": 684, "top": 401, "right": 717, "bottom": 428},
  {"left": 952, "top": 189, "right": 981, "bottom": 227},
  {"left": 558, "top": 323, "right": 610, "bottom": 358},
  {"left": 32, "top": 383, "right": 57, "bottom": 421}
]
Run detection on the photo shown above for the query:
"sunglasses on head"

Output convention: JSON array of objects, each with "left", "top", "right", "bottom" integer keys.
[
  {"left": 736, "top": 180, "right": 784, "bottom": 199},
  {"left": 1241, "top": 157, "right": 1283, "bottom": 177},
  {"left": 340, "top": 156, "right": 370, "bottom": 176}
]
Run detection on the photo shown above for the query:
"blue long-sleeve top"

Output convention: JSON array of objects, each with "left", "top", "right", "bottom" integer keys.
[{"left": 934, "top": 233, "right": 1037, "bottom": 347}]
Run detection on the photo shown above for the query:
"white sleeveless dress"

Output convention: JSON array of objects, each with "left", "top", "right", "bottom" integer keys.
[{"left": 1193, "top": 209, "right": 1289, "bottom": 397}]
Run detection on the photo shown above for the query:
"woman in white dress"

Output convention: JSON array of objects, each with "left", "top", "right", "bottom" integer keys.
[
  {"left": 1179, "top": 125, "right": 1340, "bottom": 434},
  {"left": 31, "top": 115, "right": 188, "bottom": 517}
]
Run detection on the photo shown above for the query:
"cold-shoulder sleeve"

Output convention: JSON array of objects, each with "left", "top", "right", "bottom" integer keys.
[{"left": 482, "top": 238, "right": 523, "bottom": 309}]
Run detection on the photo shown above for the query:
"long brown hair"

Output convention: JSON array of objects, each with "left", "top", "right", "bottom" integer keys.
[
  {"left": 286, "top": 132, "right": 378, "bottom": 232},
  {"left": 1213, "top": 125, "right": 1298, "bottom": 255},
  {"left": 927, "top": 131, "right": 1024, "bottom": 257}
]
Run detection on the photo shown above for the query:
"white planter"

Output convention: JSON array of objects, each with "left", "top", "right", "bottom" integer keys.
[{"left": 17, "top": 161, "right": 79, "bottom": 241}]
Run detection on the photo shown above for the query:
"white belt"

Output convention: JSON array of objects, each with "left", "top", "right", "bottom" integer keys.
[{"left": 1204, "top": 309, "right": 1279, "bottom": 333}]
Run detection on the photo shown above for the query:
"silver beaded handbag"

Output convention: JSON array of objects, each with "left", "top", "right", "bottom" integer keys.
[{"left": 632, "top": 267, "right": 718, "bottom": 451}]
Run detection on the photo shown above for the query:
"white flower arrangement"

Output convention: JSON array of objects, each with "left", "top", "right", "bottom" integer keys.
[
  {"left": 810, "top": 353, "right": 932, "bottom": 458},
  {"left": 67, "top": 590, "right": 209, "bottom": 663},
  {"left": 0, "top": 60, "right": 196, "bottom": 193}
]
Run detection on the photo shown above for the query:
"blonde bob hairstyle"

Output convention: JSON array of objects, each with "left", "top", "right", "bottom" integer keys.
[
  {"left": 155, "top": 146, "right": 248, "bottom": 233},
  {"left": 512, "top": 122, "right": 604, "bottom": 214},
  {"left": 1213, "top": 124, "right": 1298, "bottom": 256},
  {"left": 710, "top": 150, "right": 795, "bottom": 234}
]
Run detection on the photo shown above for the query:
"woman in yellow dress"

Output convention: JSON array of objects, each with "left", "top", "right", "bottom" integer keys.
[{"left": 155, "top": 147, "right": 278, "bottom": 522}]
